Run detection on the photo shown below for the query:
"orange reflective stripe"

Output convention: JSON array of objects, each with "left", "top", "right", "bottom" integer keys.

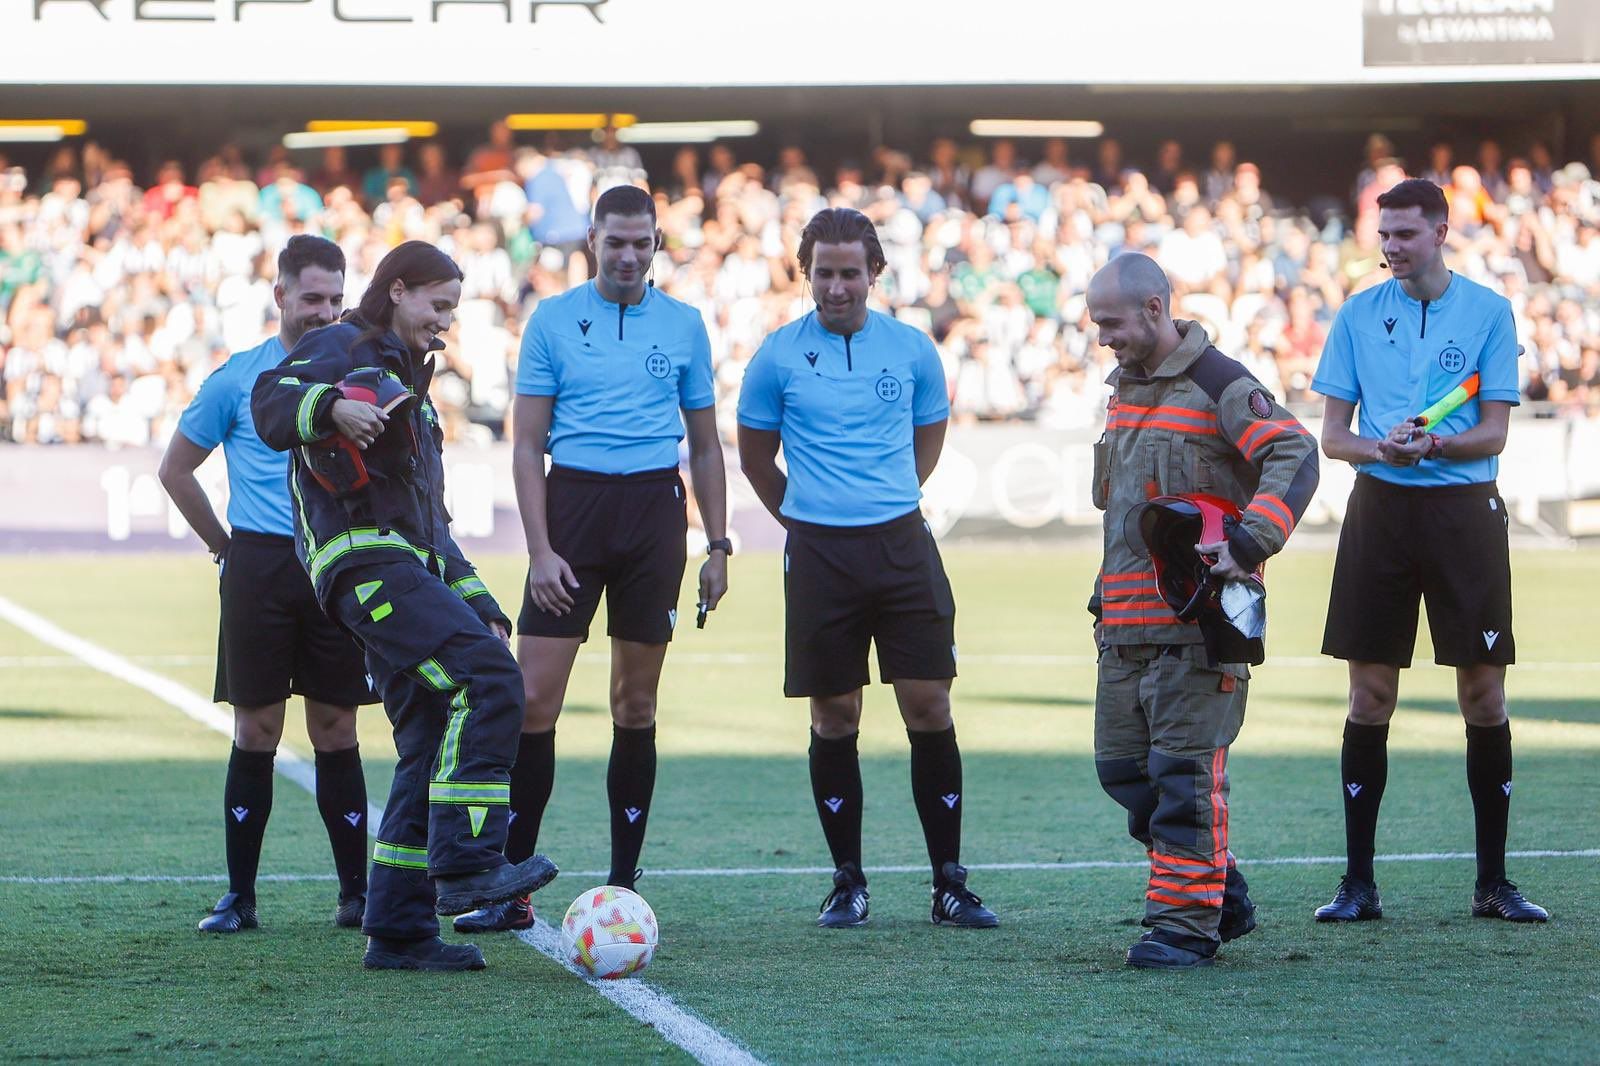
[
  {"left": 1152, "top": 864, "right": 1222, "bottom": 877},
  {"left": 1247, "top": 499, "right": 1292, "bottom": 536},
  {"left": 1102, "top": 615, "right": 1184, "bottom": 626},
  {"left": 1252, "top": 494, "right": 1294, "bottom": 525},
  {"left": 1237, "top": 418, "right": 1311, "bottom": 459},
  {"left": 1114, "top": 416, "right": 1221, "bottom": 435},
  {"left": 1210, "top": 748, "right": 1229, "bottom": 861},
  {"left": 1147, "top": 890, "right": 1224, "bottom": 909},
  {"left": 1116, "top": 404, "right": 1218, "bottom": 419},
  {"left": 1250, "top": 507, "right": 1290, "bottom": 536},
  {"left": 1103, "top": 599, "right": 1171, "bottom": 611},
  {"left": 1102, "top": 571, "right": 1156, "bottom": 584},
  {"left": 1151, "top": 851, "right": 1214, "bottom": 868},
  {"left": 1148, "top": 879, "right": 1226, "bottom": 894}
]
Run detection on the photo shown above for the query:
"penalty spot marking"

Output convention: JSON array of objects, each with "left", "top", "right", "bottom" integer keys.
[{"left": 0, "top": 594, "right": 763, "bottom": 1066}]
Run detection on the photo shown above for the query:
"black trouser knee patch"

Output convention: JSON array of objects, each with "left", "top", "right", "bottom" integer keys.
[
  {"left": 1096, "top": 756, "right": 1157, "bottom": 846},
  {"left": 1148, "top": 750, "right": 1201, "bottom": 848}
]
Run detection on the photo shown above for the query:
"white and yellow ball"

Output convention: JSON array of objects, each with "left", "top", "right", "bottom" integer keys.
[{"left": 558, "top": 885, "right": 659, "bottom": 979}]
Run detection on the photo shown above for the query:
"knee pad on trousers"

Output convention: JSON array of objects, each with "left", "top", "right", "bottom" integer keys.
[
  {"left": 1148, "top": 749, "right": 1202, "bottom": 849},
  {"left": 1096, "top": 756, "right": 1157, "bottom": 846}
]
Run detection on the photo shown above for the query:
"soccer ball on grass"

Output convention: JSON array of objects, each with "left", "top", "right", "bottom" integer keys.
[{"left": 559, "top": 885, "right": 658, "bottom": 979}]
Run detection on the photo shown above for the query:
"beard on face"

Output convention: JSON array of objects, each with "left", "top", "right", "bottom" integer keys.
[{"left": 283, "top": 312, "right": 328, "bottom": 348}]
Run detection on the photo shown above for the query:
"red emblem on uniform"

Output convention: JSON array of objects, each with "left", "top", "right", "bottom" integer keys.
[{"left": 1247, "top": 388, "right": 1273, "bottom": 419}]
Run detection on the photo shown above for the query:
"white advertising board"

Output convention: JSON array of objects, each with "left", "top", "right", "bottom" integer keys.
[{"left": 4, "top": 0, "right": 1597, "bottom": 87}]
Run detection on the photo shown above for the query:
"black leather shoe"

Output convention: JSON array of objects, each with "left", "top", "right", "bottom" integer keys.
[
  {"left": 362, "top": 936, "right": 486, "bottom": 971},
  {"left": 335, "top": 894, "right": 366, "bottom": 929},
  {"left": 817, "top": 863, "right": 870, "bottom": 928},
  {"left": 1314, "top": 876, "right": 1383, "bottom": 922},
  {"left": 1472, "top": 879, "right": 1549, "bottom": 922},
  {"left": 197, "top": 892, "right": 259, "bottom": 933},
  {"left": 435, "top": 854, "right": 558, "bottom": 915},
  {"left": 1219, "top": 865, "right": 1257, "bottom": 942},
  {"left": 1127, "top": 932, "right": 1215, "bottom": 970},
  {"left": 452, "top": 895, "right": 535, "bottom": 933},
  {"left": 930, "top": 862, "right": 999, "bottom": 928}
]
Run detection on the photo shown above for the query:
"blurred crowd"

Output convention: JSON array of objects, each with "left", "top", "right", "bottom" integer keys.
[{"left": 4, "top": 123, "right": 1600, "bottom": 448}]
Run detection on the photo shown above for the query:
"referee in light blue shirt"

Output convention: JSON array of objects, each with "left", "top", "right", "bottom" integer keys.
[
  {"left": 457, "top": 185, "right": 731, "bottom": 934},
  {"left": 1310, "top": 178, "right": 1546, "bottom": 925},
  {"left": 737, "top": 207, "right": 997, "bottom": 931},
  {"left": 160, "top": 235, "right": 374, "bottom": 935}
]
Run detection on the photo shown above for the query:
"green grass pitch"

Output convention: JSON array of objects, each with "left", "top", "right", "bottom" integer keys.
[{"left": 1, "top": 547, "right": 1596, "bottom": 1063}]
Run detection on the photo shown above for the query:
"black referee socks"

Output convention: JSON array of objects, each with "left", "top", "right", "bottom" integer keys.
[
  {"left": 1466, "top": 721, "right": 1514, "bottom": 886},
  {"left": 809, "top": 729, "right": 864, "bottom": 872},
  {"left": 313, "top": 745, "right": 368, "bottom": 901},
  {"left": 607, "top": 723, "right": 657, "bottom": 888},
  {"left": 223, "top": 745, "right": 275, "bottom": 904},
  {"left": 1340, "top": 721, "right": 1389, "bottom": 885},
  {"left": 506, "top": 729, "right": 556, "bottom": 866},
  {"left": 908, "top": 725, "right": 963, "bottom": 877}
]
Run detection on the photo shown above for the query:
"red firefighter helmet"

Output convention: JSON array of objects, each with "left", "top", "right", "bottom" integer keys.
[
  {"left": 1125, "top": 493, "right": 1263, "bottom": 624},
  {"left": 300, "top": 367, "right": 419, "bottom": 498}
]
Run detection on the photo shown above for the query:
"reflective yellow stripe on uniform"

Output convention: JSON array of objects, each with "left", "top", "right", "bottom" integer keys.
[
  {"left": 427, "top": 781, "right": 509, "bottom": 805},
  {"left": 434, "top": 687, "right": 471, "bottom": 783},
  {"left": 297, "top": 382, "right": 333, "bottom": 443},
  {"left": 305, "top": 528, "right": 430, "bottom": 587},
  {"left": 449, "top": 575, "right": 489, "bottom": 600},
  {"left": 372, "top": 840, "right": 429, "bottom": 869},
  {"left": 416, "top": 657, "right": 454, "bottom": 691}
]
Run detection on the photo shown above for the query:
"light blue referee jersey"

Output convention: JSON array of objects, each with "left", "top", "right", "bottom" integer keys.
[
  {"left": 516, "top": 282, "right": 715, "bottom": 474},
  {"left": 737, "top": 309, "right": 950, "bottom": 526},
  {"left": 176, "top": 335, "right": 295, "bottom": 537},
  {"left": 1312, "top": 274, "right": 1520, "bottom": 487}
]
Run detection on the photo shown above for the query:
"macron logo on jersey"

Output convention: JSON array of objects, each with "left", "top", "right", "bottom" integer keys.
[
  {"left": 804, "top": 351, "right": 819, "bottom": 367},
  {"left": 578, "top": 319, "right": 592, "bottom": 336}
]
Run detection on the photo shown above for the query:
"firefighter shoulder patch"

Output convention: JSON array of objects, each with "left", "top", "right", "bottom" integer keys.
[{"left": 1247, "top": 388, "right": 1274, "bottom": 419}]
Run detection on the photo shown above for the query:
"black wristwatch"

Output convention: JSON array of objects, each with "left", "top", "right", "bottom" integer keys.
[{"left": 706, "top": 538, "right": 733, "bottom": 557}]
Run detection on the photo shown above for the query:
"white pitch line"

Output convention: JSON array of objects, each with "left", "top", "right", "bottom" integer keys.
[
  {"left": 0, "top": 654, "right": 215, "bottom": 669},
  {"left": 0, "top": 597, "right": 341, "bottom": 815},
  {"left": 0, "top": 594, "right": 762, "bottom": 1066},
  {"left": 8, "top": 651, "right": 1600, "bottom": 672},
  {"left": 516, "top": 920, "right": 762, "bottom": 1066},
  {"left": 6, "top": 848, "right": 1599, "bottom": 886}
]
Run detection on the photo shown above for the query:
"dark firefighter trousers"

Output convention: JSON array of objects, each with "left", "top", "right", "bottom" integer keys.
[{"left": 330, "top": 559, "right": 523, "bottom": 941}]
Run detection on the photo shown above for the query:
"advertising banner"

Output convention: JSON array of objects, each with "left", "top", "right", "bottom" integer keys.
[
  {"left": 1363, "top": 0, "right": 1600, "bottom": 66},
  {"left": 1, "top": 419, "right": 1588, "bottom": 552}
]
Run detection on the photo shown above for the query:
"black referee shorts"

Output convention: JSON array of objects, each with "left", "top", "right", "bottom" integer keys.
[
  {"left": 1323, "top": 475, "right": 1515, "bottom": 669},
  {"left": 517, "top": 465, "right": 688, "bottom": 645},
  {"left": 783, "top": 511, "right": 958, "bottom": 698},
  {"left": 215, "top": 530, "right": 374, "bottom": 708}
]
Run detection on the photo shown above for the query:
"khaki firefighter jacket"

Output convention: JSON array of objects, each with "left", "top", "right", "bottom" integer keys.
[{"left": 1091, "top": 320, "right": 1319, "bottom": 655}]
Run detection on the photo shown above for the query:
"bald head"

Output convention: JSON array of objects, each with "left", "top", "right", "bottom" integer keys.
[
  {"left": 1086, "top": 252, "right": 1181, "bottom": 371},
  {"left": 1088, "top": 252, "right": 1172, "bottom": 315}
]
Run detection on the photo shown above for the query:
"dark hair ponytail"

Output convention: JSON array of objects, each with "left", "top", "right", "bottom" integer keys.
[{"left": 350, "top": 240, "right": 464, "bottom": 342}]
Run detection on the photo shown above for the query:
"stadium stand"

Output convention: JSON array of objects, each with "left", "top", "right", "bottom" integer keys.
[{"left": 2, "top": 129, "right": 1598, "bottom": 448}]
